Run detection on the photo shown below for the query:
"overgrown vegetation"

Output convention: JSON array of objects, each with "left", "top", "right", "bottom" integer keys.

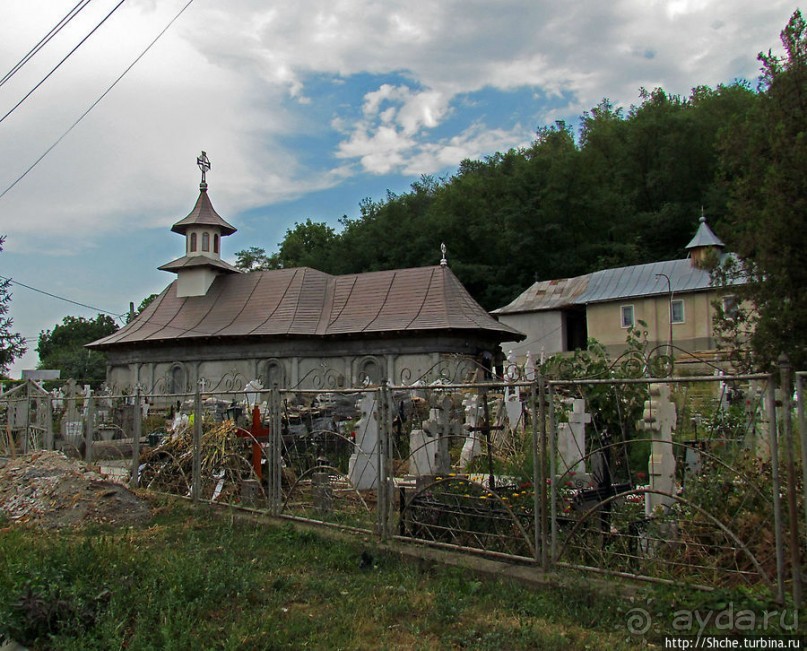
[
  {"left": 0, "top": 497, "right": 797, "bottom": 650},
  {"left": 0, "top": 498, "right": 635, "bottom": 650}
]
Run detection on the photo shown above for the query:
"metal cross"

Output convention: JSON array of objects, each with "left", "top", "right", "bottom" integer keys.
[
  {"left": 197, "top": 151, "right": 211, "bottom": 184},
  {"left": 466, "top": 390, "right": 504, "bottom": 490}
]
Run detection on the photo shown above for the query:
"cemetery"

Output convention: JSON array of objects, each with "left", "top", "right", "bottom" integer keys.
[{"left": 1, "top": 346, "right": 803, "bottom": 607}]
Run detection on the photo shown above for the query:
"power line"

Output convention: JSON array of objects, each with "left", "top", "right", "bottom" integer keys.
[
  {"left": 0, "top": 0, "right": 94, "bottom": 89},
  {"left": 0, "top": 274, "right": 126, "bottom": 320},
  {"left": 0, "top": 0, "right": 127, "bottom": 128},
  {"left": 0, "top": 0, "right": 198, "bottom": 201}
]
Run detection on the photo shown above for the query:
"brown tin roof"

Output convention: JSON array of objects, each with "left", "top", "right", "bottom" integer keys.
[
  {"left": 89, "top": 265, "right": 524, "bottom": 349},
  {"left": 170, "top": 189, "right": 237, "bottom": 236},
  {"left": 157, "top": 255, "right": 241, "bottom": 274}
]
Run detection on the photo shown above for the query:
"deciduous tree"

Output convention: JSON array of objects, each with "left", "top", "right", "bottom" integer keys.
[
  {"left": 0, "top": 237, "right": 26, "bottom": 377},
  {"left": 37, "top": 314, "right": 118, "bottom": 385}
]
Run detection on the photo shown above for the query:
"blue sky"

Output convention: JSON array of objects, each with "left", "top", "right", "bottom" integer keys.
[{"left": 0, "top": 0, "right": 797, "bottom": 377}]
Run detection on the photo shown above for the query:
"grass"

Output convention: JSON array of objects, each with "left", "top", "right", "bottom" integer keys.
[{"left": 0, "top": 495, "right": 798, "bottom": 650}]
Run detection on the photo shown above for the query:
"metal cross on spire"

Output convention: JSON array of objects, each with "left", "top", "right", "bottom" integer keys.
[
  {"left": 440, "top": 242, "right": 448, "bottom": 267},
  {"left": 197, "top": 151, "right": 211, "bottom": 189}
]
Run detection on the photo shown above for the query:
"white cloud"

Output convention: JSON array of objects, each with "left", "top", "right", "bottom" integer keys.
[{"left": 1, "top": 0, "right": 795, "bottom": 248}]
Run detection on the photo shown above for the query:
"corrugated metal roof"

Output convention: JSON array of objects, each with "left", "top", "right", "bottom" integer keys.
[
  {"left": 493, "top": 254, "right": 742, "bottom": 313},
  {"left": 492, "top": 275, "right": 591, "bottom": 314},
  {"left": 88, "top": 265, "right": 524, "bottom": 349},
  {"left": 577, "top": 258, "right": 714, "bottom": 304}
]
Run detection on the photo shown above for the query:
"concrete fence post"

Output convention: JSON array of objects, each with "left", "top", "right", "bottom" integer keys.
[{"left": 130, "top": 386, "right": 141, "bottom": 490}]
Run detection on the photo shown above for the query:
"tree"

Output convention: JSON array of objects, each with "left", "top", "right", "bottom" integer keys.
[
  {"left": 717, "top": 10, "right": 807, "bottom": 369},
  {"left": 234, "top": 246, "right": 281, "bottom": 272},
  {"left": 37, "top": 314, "right": 118, "bottom": 385},
  {"left": 277, "top": 219, "right": 337, "bottom": 269},
  {"left": 0, "top": 237, "right": 26, "bottom": 376}
]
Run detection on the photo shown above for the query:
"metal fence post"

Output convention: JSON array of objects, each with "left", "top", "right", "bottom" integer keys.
[
  {"left": 538, "top": 375, "right": 549, "bottom": 571},
  {"left": 378, "top": 381, "right": 393, "bottom": 541},
  {"left": 530, "top": 381, "right": 541, "bottom": 565},
  {"left": 192, "top": 380, "right": 202, "bottom": 503},
  {"left": 767, "top": 377, "right": 786, "bottom": 604},
  {"left": 779, "top": 355, "right": 802, "bottom": 607},
  {"left": 130, "top": 386, "right": 141, "bottom": 490},
  {"left": 84, "top": 389, "right": 94, "bottom": 463},
  {"left": 798, "top": 372, "right": 807, "bottom": 568},
  {"left": 548, "top": 383, "right": 557, "bottom": 565},
  {"left": 269, "top": 386, "right": 283, "bottom": 515}
]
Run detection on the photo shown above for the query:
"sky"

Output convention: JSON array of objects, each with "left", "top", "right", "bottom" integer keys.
[{"left": 0, "top": 0, "right": 798, "bottom": 377}]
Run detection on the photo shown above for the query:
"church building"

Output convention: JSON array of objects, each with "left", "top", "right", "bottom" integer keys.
[{"left": 88, "top": 154, "right": 523, "bottom": 393}]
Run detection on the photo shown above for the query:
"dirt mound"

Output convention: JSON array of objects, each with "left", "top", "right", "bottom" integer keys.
[{"left": 0, "top": 450, "right": 151, "bottom": 529}]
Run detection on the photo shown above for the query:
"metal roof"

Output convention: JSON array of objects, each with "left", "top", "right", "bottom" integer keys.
[
  {"left": 157, "top": 255, "right": 241, "bottom": 274},
  {"left": 170, "top": 188, "right": 237, "bottom": 236},
  {"left": 685, "top": 216, "right": 725, "bottom": 250},
  {"left": 89, "top": 265, "right": 524, "bottom": 349},
  {"left": 493, "top": 255, "right": 742, "bottom": 314},
  {"left": 492, "top": 275, "right": 590, "bottom": 315},
  {"left": 577, "top": 258, "right": 715, "bottom": 304}
]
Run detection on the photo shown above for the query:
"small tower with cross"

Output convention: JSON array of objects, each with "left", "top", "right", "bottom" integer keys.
[{"left": 158, "top": 152, "right": 241, "bottom": 297}]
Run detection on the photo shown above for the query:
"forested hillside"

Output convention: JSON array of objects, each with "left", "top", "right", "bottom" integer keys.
[
  {"left": 240, "top": 84, "right": 757, "bottom": 311},
  {"left": 236, "top": 8, "right": 805, "bottom": 378}
]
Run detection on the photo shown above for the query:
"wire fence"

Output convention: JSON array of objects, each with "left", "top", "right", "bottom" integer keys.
[{"left": 1, "top": 358, "right": 804, "bottom": 604}]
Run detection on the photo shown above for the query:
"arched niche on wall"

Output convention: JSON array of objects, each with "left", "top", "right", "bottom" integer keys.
[
  {"left": 168, "top": 362, "right": 189, "bottom": 395},
  {"left": 259, "top": 358, "right": 287, "bottom": 389},
  {"left": 356, "top": 355, "right": 385, "bottom": 386}
]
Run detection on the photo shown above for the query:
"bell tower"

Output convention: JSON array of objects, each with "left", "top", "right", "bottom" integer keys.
[{"left": 158, "top": 152, "right": 240, "bottom": 297}]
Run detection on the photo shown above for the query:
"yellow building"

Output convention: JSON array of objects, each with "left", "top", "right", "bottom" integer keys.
[{"left": 493, "top": 215, "right": 741, "bottom": 364}]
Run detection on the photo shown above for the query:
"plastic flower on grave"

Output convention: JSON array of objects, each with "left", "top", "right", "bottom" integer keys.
[{"left": 512, "top": 492, "right": 520, "bottom": 498}]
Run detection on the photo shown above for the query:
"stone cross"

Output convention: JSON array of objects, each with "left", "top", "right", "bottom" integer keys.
[
  {"left": 557, "top": 398, "right": 591, "bottom": 475},
  {"left": 420, "top": 397, "right": 461, "bottom": 475},
  {"left": 460, "top": 394, "right": 482, "bottom": 469},
  {"left": 348, "top": 392, "right": 380, "bottom": 490},
  {"left": 639, "top": 383, "right": 677, "bottom": 517}
]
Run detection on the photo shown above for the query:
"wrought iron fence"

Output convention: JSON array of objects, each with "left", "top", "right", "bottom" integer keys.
[{"left": 1, "top": 359, "right": 804, "bottom": 605}]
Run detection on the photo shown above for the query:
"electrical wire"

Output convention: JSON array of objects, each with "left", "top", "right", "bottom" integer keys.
[
  {"left": 0, "top": 0, "right": 127, "bottom": 128},
  {"left": 0, "top": 0, "right": 198, "bottom": 201},
  {"left": 0, "top": 274, "right": 126, "bottom": 320},
  {"left": 0, "top": 0, "right": 94, "bottom": 89}
]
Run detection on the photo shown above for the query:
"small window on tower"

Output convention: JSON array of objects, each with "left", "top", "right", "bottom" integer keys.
[
  {"left": 190, "top": 232, "right": 197, "bottom": 252},
  {"left": 202, "top": 232, "right": 210, "bottom": 252},
  {"left": 213, "top": 234, "right": 219, "bottom": 254}
]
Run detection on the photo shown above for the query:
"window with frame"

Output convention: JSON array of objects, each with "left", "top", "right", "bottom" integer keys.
[
  {"left": 671, "top": 299, "right": 685, "bottom": 324},
  {"left": 189, "top": 232, "right": 197, "bottom": 252},
  {"left": 202, "top": 232, "right": 210, "bottom": 252},
  {"left": 722, "top": 295, "right": 738, "bottom": 319},
  {"left": 213, "top": 233, "right": 220, "bottom": 254},
  {"left": 620, "top": 304, "right": 635, "bottom": 328}
]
